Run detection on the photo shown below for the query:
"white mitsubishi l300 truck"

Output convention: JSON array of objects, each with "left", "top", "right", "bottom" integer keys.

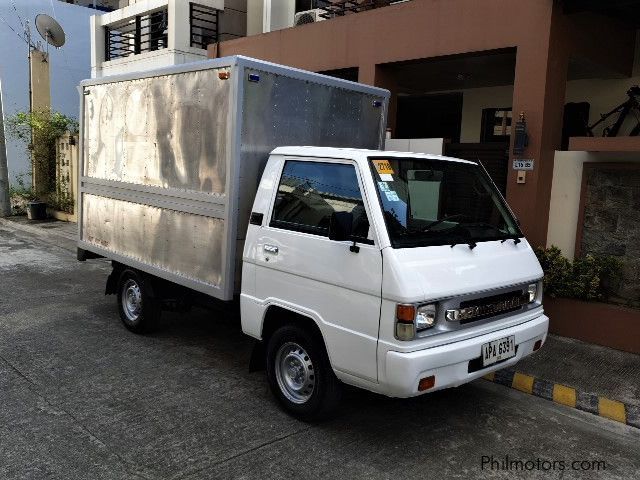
[{"left": 77, "top": 57, "right": 548, "bottom": 420}]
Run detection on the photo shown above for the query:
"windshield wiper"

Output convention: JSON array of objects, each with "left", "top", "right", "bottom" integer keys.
[
  {"left": 447, "top": 227, "right": 477, "bottom": 250},
  {"left": 462, "top": 222, "right": 522, "bottom": 244},
  {"left": 501, "top": 235, "right": 522, "bottom": 245},
  {"left": 451, "top": 240, "right": 477, "bottom": 250}
]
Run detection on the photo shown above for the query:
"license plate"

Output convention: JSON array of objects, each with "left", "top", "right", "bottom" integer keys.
[{"left": 482, "top": 335, "right": 516, "bottom": 367}]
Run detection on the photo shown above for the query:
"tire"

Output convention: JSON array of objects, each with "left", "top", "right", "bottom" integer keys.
[
  {"left": 116, "top": 269, "right": 160, "bottom": 334},
  {"left": 266, "top": 324, "right": 341, "bottom": 421}
]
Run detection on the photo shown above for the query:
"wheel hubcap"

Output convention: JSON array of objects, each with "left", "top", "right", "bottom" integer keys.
[
  {"left": 275, "top": 342, "right": 315, "bottom": 404},
  {"left": 122, "top": 279, "right": 142, "bottom": 322}
]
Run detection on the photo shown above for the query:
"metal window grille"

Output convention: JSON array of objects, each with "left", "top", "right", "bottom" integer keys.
[
  {"left": 316, "top": 0, "right": 402, "bottom": 18},
  {"left": 105, "top": 9, "right": 168, "bottom": 61},
  {"left": 190, "top": 3, "right": 219, "bottom": 49}
]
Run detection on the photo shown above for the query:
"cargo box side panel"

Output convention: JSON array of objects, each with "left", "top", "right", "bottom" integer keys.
[
  {"left": 80, "top": 67, "right": 233, "bottom": 297},
  {"left": 84, "top": 69, "right": 228, "bottom": 195},
  {"left": 82, "top": 194, "right": 225, "bottom": 287}
]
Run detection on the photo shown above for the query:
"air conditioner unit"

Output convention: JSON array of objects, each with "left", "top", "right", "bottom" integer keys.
[{"left": 294, "top": 9, "right": 326, "bottom": 26}]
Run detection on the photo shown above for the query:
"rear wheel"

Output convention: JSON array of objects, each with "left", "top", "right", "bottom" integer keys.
[
  {"left": 116, "top": 269, "right": 160, "bottom": 334},
  {"left": 266, "top": 324, "right": 341, "bottom": 421}
]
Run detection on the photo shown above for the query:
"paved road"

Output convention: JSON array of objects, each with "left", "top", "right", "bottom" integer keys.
[{"left": 0, "top": 223, "right": 639, "bottom": 479}]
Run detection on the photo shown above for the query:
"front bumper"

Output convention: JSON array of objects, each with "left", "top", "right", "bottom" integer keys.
[{"left": 382, "top": 314, "right": 549, "bottom": 397}]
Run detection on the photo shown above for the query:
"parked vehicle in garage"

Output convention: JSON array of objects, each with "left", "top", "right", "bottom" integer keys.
[{"left": 78, "top": 56, "right": 548, "bottom": 420}]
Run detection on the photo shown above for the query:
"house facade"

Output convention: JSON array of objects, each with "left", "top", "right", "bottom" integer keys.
[
  {"left": 213, "top": 0, "right": 640, "bottom": 300},
  {"left": 80, "top": 0, "right": 640, "bottom": 350}
]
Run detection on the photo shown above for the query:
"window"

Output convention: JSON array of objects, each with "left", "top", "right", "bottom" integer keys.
[
  {"left": 271, "top": 161, "right": 369, "bottom": 239},
  {"left": 480, "top": 108, "right": 512, "bottom": 143},
  {"left": 190, "top": 3, "right": 219, "bottom": 49}
]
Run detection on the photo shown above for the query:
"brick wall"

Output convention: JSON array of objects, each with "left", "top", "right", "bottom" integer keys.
[{"left": 580, "top": 165, "right": 640, "bottom": 303}]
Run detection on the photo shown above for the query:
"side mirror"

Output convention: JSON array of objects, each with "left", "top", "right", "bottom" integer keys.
[{"left": 328, "top": 211, "right": 353, "bottom": 241}]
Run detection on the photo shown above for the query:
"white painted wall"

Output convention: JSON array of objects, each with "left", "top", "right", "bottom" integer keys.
[
  {"left": 0, "top": 0, "right": 98, "bottom": 185},
  {"left": 459, "top": 85, "right": 514, "bottom": 143},
  {"left": 385, "top": 138, "right": 444, "bottom": 155},
  {"left": 445, "top": 74, "right": 640, "bottom": 144},
  {"left": 246, "top": 0, "right": 263, "bottom": 36},
  {"left": 265, "top": 0, "right": 294, "bottom": 32},
  {"left": 565, "top": 76, "right": 640, "bottom": 137},
  {"left": 455, "top": 35, "right": 640, "bottom": 143},
  {"left": 91, "top": 0, "right": 224, "bottom": 78}
]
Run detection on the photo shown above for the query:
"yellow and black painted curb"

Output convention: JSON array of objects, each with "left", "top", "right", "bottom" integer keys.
[{"left": 483, "top": 368, "right": 640, "bottom": 429}]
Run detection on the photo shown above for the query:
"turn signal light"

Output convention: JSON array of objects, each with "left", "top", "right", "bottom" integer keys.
[
  {"left": 418, "top": 376, "right": 435, "bottom": 391},
  {"left": 396, "top": 304, "right": 416, "bottom": 323},
  {"left": 218, "top": 71, "right": 231, "bottom": 80}
]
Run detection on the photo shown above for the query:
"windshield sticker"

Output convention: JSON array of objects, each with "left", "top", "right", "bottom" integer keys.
[
  {"left": 372, "top": 159, "right": 395, "bottom": 175},
  {"left": 378, "top": 181, "right": 390, "bottom": 191},
  {"left": 384, "top": 190, "right": 400, "bottom": 202},
  {"left": 379, "top": 174, "right": 394, "bottom": 182}
]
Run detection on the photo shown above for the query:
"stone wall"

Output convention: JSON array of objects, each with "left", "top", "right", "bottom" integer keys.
[{"left": 581, "top": 165, "right": 640, "bottom": 303}]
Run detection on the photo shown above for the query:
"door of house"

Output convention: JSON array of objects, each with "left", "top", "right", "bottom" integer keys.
[{"left": 395, "top": 93, "right": 463, "bottom": 142}]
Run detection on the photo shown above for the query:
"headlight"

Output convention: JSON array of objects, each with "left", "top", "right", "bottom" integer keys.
[
  {"left": 416, "top": 304, "right": 437, "bottom": 331},
  {"left": 395, "top": 303, "right": 437, "bottom": 340},
  {"left": 527, "top": 283, "right": 538, "bottom": 303}
]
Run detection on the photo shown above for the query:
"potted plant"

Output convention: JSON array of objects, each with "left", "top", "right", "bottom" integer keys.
[
  {"left": 5, "top": 109, "right": 78, "bottom": 220},
  {"left": 7, "top": 172, "right": 44, "bottom": 219},
  {"left": 26, "top": 198, "right": 47, "bottom": 220}
]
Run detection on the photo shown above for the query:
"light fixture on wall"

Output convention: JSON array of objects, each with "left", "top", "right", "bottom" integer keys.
[{"left": 513, "top": 112, "right": 529, "bottom": 155}]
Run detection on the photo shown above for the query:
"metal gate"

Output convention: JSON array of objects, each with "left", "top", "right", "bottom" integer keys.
[{"left": 445, "top": 143, "right": 509, "bottom": 195}]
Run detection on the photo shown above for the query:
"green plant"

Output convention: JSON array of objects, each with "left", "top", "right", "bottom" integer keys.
[
  {"left": 5, "top": 109, "right": 78, "bottom": 197},
  {"left": 8, "top": 172, "right": 36, "bottom": 215},
  {"left": 534, "top": 246, "right": 572, "bottom": 298},
  {"left": 8, "top": 172, "right": 36, "bottom": 199},
  {"left": 48, "top": 176, "right": 74, "bottom": 214},
  {"left": 534, "top": 246, "right": 623, "bottom": 302}
]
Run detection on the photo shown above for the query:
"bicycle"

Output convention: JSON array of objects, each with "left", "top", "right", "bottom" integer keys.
[{"left": 586, "top": 85, "right": 640, "bottom": 137}]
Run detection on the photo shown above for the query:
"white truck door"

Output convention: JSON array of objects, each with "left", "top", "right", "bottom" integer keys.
[{"left": 255, "top": 158, "right": 382, "bottom": 382}]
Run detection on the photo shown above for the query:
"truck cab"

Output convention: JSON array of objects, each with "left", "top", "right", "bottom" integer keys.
[{"left": 241, "top": 147, "right": 548, "bottom": 419}]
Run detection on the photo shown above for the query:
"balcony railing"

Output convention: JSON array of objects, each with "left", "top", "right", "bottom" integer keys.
[
  {"left": 317, "top": 0, "right": 408, "bottom": 18},
  {"left": 190, "top": 2, "right": 219, "bottom": 49},
  {"left": 105, "top": 9, "right": 168, "bottom": 61}
]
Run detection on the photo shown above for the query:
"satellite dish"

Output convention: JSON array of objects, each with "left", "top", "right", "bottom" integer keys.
[{"left": 35, "top": 14, "right": 66, "bottom": 48}]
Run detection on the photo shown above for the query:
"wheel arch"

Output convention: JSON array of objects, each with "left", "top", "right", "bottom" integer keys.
[
  {"left": 262, "top": 305, "right": 325, "bottom": 344},
  {"left": 110, "top": 264, "right": 157, "bottom": 299},
  {"left": 249, "top": 303, "right": 332, "bottom": 372}
]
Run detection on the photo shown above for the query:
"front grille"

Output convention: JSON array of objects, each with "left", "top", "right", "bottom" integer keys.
[{"left": 450, "top": 290, "right": 528, "bottom": 325}]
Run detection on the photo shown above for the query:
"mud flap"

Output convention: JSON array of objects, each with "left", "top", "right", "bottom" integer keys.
[
  {"left": 105, "top": 268, "right": 119, "bottom": 295},
  {"left": 249, "top": 340, "right": 266, "bottom": 372},
  {"left": 77, "top": 248, "right": 103, "bottom": 262}
]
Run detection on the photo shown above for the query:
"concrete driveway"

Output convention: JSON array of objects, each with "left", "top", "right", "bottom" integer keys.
[{"left": 0, "top": 222, "right": 639, "bottom": 479}]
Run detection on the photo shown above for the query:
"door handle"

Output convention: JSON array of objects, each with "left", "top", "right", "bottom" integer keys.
[{"left": 264, "top": 244, "right": 278, "bottom": 254}]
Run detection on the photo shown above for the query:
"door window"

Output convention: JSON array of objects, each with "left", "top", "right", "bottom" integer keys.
[{"left": 271, "top": 160, "right": 370, "bottom": 239}]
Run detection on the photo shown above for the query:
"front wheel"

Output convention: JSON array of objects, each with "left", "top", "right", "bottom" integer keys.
[
  {"left": 116, "top": 269, "right": 160, "bottom": 334},
  {"left": 266, "top": 325, "right": 341, "bottom": 421}
]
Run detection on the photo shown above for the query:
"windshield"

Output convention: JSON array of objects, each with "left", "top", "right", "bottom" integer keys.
[{"left": 369, "top": 157, "right": 522, "bottom": 248}]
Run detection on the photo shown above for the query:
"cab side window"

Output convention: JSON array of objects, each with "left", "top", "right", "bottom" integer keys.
[{"left": 271, "top": 160, "right": 370, "bottom": 239}]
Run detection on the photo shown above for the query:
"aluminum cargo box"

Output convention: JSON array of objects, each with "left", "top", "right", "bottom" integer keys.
[{"left": 78, "top": 56, "right": 389, "bottom": 301}]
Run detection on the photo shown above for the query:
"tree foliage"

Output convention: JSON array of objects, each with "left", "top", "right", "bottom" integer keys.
[
  {"left": 535, "top": 246, "right": 623, "bottom": 302},
  {"left": 5, "top": 109, "right": 78, "bottom": 197}
]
